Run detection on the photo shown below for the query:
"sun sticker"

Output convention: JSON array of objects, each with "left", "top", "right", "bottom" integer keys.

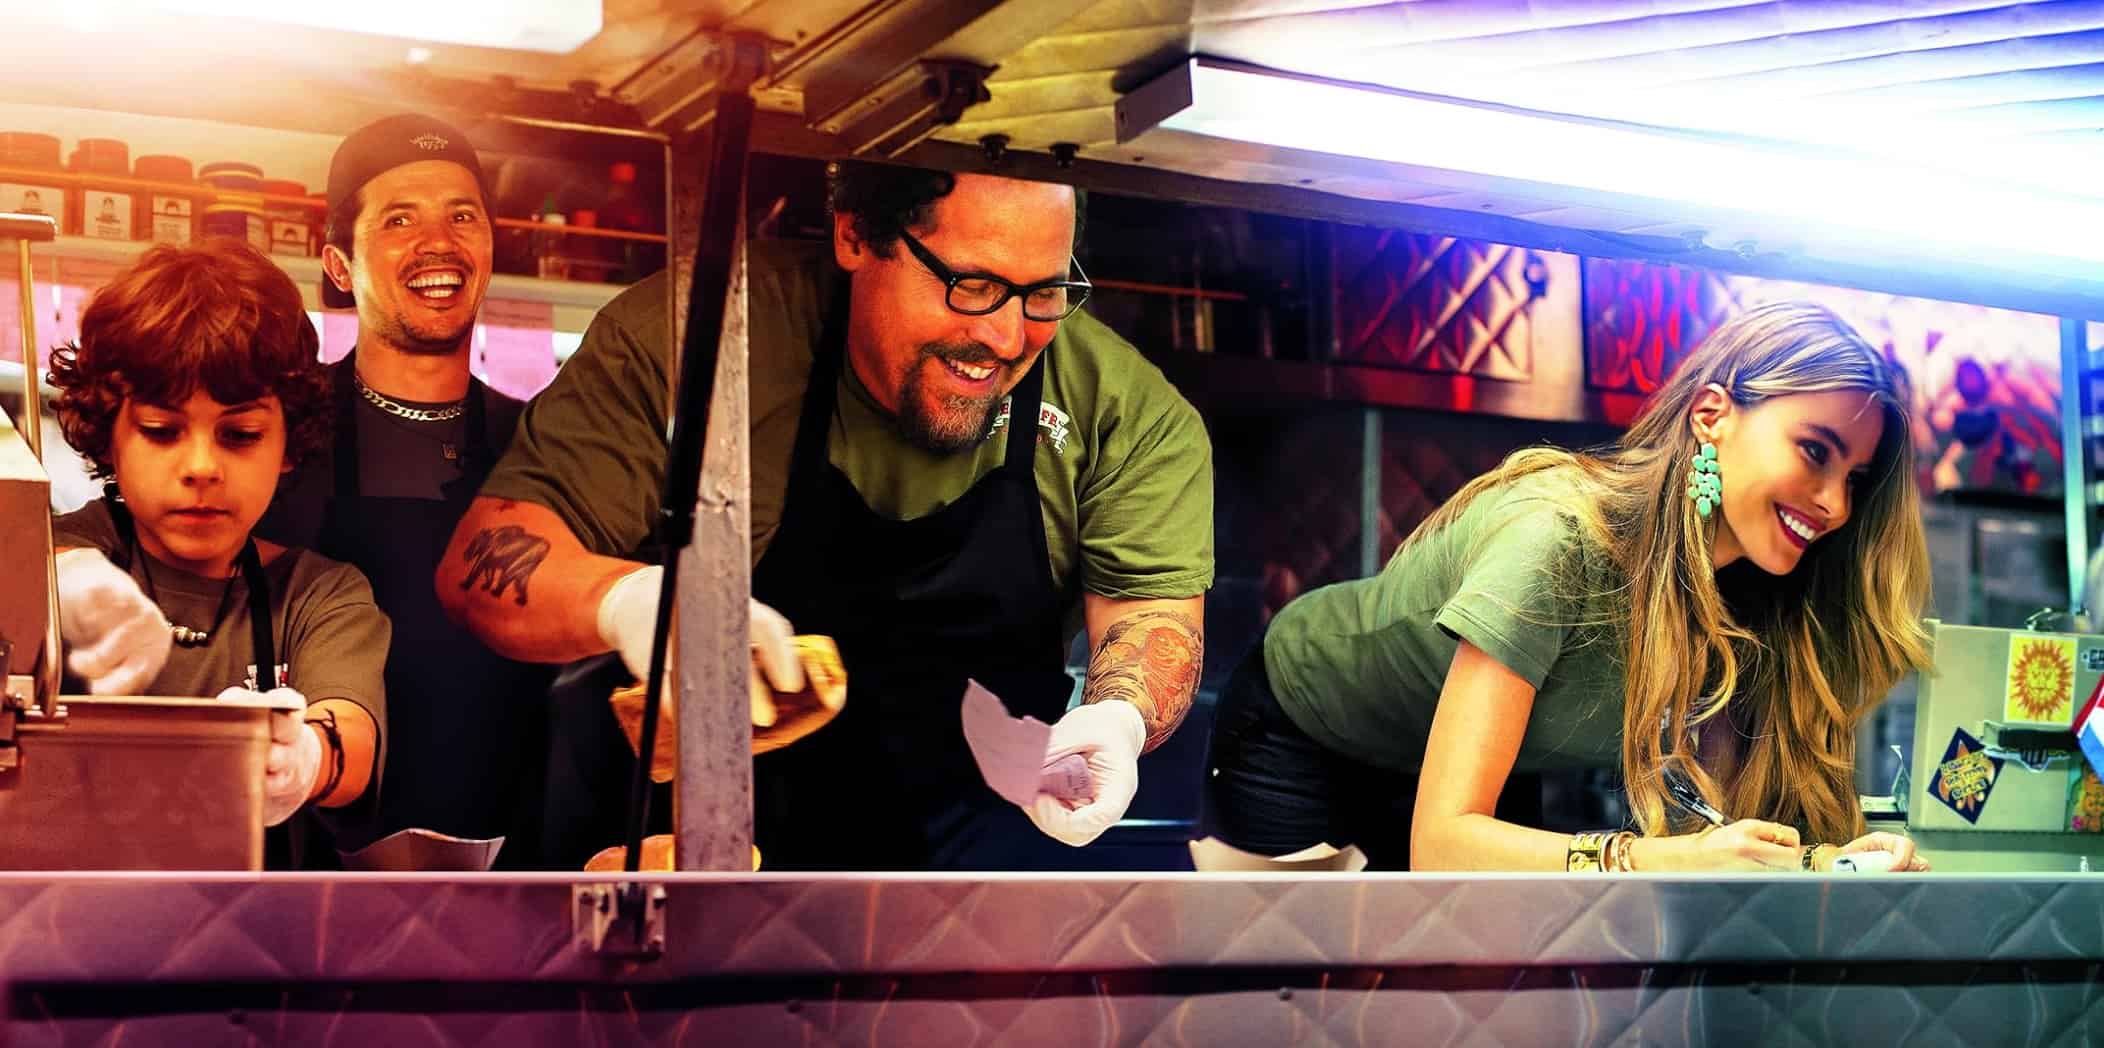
[{"left": 2005, "top": 637, "right": 2077, "bottom": 725}]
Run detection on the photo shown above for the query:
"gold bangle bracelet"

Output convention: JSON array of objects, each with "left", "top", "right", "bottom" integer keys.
[
  {"left": 1606, "top": 830, "right": 1637, "bottom": 873},
  {"left": 1570, "top": 831, "right": 1639, "bottom": 873},
  {"left": 1567, "top": 831, "right": 1609, "bottom": 872}
]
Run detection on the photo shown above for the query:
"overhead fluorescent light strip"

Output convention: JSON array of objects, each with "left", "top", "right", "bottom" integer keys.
[{"left": 1120, "top": 60, "right": 2104, "bottom": 272}]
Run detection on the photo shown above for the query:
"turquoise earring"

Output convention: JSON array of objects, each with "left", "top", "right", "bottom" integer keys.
[{"left": 1687, "top": 442, "right": 1721, "bottom": 519}]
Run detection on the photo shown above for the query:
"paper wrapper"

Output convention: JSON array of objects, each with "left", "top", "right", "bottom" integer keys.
[
  {"left": 583, "top": 834, "right": 761, "bottom": 872},
  {"left": 960, "top": 680, "right": 1096, "bottom": 807},
  {"left": 610, "top": 634, "right": 847, "bottom": 783}
]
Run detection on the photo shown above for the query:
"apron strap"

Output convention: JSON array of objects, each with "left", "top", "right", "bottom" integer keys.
[
  {"left": 1001, "top": 350, "right": 1047, "bottom": 474},
  {"left": 463, "top": 377, "right": 498, "bottom": 474},
  {"left": 781, "top": 286, "right": 852, "bottom": 509},
  {"left": 331, "top": 353, "right": 361, "bottom": 497},
  {"left": 240, "top": 540, "right": 276, "bottom": 690},
  {"left": 103, "top": 492, "right": 276, "bottom": 690}
]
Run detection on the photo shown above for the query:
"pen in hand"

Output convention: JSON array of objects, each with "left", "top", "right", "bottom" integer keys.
[{"left": 1663, "top": 766, "right": 1727, "bottom": 827}]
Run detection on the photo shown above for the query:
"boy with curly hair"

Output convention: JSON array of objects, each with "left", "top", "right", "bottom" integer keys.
[{"left": 47, "top": 238, "right": 386, "bottom": 863}]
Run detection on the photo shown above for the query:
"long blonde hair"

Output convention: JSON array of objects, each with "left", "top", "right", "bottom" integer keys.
[{"left": 1402, "top": 302, "right": 1931, "bottom": 843}]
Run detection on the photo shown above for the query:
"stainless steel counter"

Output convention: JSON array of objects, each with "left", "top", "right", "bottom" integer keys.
[{"left": 1, "top": 872, "right": 2098, "bottom": 1045}]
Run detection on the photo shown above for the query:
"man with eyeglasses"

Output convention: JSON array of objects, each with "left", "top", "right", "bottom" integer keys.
[{"left": 439, "top": 161, "right": 1214, "bottom": 871}]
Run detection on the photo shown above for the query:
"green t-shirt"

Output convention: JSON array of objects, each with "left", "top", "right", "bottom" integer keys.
[
  {"left": 481, "top": 240, "right": 1215, "bottom": 633},
  {"left": 1262, "top": 469, "right": 1626, "bottom": 774}
]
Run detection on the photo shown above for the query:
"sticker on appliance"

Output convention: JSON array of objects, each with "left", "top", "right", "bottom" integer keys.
[
  {"left": 2006, "top": 635, "right": 2078, "bottom": 726},
  {"left": 2069, "top": 764, "right": 2104, "bottom": 834},
  {"left": 1928, "top": 727, "right": 2003, "bottom": 824}
]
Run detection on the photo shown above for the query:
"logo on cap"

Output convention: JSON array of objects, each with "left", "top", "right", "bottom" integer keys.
[{"left": 412, "top": 133, "right": 449, "bottom": 151}]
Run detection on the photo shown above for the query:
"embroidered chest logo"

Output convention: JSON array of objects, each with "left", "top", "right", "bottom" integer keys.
[{"left": 988, "top": 397, "right": 1074, "bottom": 453}]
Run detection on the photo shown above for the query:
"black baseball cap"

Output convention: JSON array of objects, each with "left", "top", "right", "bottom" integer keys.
[{"left": 322, "top": 113, "right": 488, "bottom": 309}]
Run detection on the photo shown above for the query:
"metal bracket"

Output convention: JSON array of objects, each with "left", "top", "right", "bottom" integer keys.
[
  {"left": 830, "top": 60, "right": 991, "bottom": 158},
  {"left": 2, "top": 669, "right": 65, "bottom": 775},
  {"left": 0, "top": 637, "right": 19, "bottom": 772},
  {"left": 0, "top": 698, "right": 15, "bottom": 774},
  {"left": 613, "top": 29, "right": 778, "bottom": 135},
  {"left": 572, "top": 882, "right": 666, "bottom": 960}
]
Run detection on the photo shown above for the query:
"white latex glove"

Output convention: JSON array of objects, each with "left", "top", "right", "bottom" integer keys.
[
  {"left": 56, "top": 548, "right": 173, "bottom": 695},
  {"left": 221, "top": 686, "right": 324, "bottom": 827},
  {"left": 595, "top": 565, "right": 803, "bottom": 692},
  {"left": 1024, "top": 699, "right": 1146, "bottom": 847}
]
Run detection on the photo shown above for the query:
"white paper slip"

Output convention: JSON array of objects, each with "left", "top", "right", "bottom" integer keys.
[{"left": 960, "top": 679, "right": 1093, "bottom": 806}]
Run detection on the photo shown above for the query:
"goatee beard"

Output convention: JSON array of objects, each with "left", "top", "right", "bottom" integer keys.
[{"left": 892, "top": 341, "right": 1009, "bottom": 453}]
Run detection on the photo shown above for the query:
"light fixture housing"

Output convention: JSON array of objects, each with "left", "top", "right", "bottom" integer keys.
[{"left": 1115, "top": 58, "right": 2104, "bottom": 278}]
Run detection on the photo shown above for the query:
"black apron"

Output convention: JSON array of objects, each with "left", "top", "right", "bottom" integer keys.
[
  {"left": 536, "top": 297, "right": 1091, "bottom": 871},
  {"left": 312, "top": 354, "right": 551, "bottom": 866},
  {"left": 98, "top": 494, "right": 310, "bottom": 866},
  {"left": 746, "top": 294, "right": 1082, "bottom": 871}
]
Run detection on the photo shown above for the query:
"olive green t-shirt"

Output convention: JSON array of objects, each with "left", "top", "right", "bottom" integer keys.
[
  {"left": 480, "top": 240, "right": 1215, "bottom": 632},
  {"left": 53, "top": 502, "right": 390, "bottom": 736},
  {"left": 1262, "top": 469, "right": 1626, "bottom": 774}
]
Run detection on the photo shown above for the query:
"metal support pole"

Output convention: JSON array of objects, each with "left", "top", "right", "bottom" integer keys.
[
  {"left": 4, "top": 213, "right": 60, "bottom": 716},
  {"left": 622, "top": 36, "right": 768, "bottom": 874},
  {"left": 14, "top": 238, "right": 40, "bottom": 461},
  {"left": 2060, "top": 316, "right": 2090, "bottom": 617}
]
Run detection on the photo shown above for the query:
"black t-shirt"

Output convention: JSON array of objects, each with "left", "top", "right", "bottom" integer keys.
[{"left": 258, "top": 365, "right": 524, "bottom": 547}]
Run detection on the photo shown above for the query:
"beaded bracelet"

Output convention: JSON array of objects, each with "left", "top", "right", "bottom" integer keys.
[{"left": 303, "top": 707, "right": 346, "bottom": 805}]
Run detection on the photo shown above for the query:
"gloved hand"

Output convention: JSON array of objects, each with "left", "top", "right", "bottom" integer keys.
[
  {"left": 596, "top": 565, "right": 803, "bottom": 695},
  {"left": 56, "top": 548, "right": 172, "bottom": 695},
  {"left": 221, "top": 686, "right": 323, "bottom": 826},
  {"left": 1836, "top": 830, "right": 1929, "bottom": 872},
  {"left": 1023, "top": 699, "right": 1146, "bottom": 847}
]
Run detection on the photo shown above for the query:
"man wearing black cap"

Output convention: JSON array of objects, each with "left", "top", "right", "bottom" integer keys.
[{"left": 258, "top": 112, "right": 549, "bottom": 869}]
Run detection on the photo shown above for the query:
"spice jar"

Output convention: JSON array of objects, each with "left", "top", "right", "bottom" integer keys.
[
  {"left": 0, "top": 132, "right": 68, "bottom": 235},
  {"left": 133, "top": 155, "right": 200, "bottom": 244},
  {"left": 202, "top": 194, "right": 270, "bottom": 254},
  {"left": 198, "top": 161, "right": 264, "bottom": 194},
  {"left": 71, "top": 137, "right": 134, "bottom": 241},
  {"left": 199, "top": 162, "right": 270, "bottom": 251},
  {"left": 260, "top": 178, "right": 315, "bottom": 257}
]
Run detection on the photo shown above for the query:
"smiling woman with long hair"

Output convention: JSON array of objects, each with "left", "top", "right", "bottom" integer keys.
[{"left": 1204, "top": 301, "right": 1932, "bottom": 873}]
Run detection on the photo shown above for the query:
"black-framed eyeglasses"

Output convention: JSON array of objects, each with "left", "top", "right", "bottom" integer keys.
[{"left": 897, "top": 230, "right": 1091, "bottom": 322}]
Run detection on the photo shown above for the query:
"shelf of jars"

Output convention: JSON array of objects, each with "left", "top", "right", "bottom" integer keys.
[
  {"left": 0, "top": 159, "right": 665, "bottom": 308},
  {"left": 16, "top": 234, "right": 634, "bottom": 313}
]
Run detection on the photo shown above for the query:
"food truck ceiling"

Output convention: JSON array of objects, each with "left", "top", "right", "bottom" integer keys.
[
  {"left": 15, "top": 1, "right": 2104, "bottom": 310},
  {"left": 922, "top": 0, "right": 2104, "bottom": 308}
]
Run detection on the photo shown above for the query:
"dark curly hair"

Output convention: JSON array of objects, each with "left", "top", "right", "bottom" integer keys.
[
  {"left": 826, "top": 160, "right": 1086, "bottom": 258},
  {"left": 49, "top": 237, "right": 331, "bottom": 479}
]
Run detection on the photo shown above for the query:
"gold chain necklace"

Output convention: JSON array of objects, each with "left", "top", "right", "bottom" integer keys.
[{"left": 354, "top": 371, "right": 465, "bottom": 422}]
